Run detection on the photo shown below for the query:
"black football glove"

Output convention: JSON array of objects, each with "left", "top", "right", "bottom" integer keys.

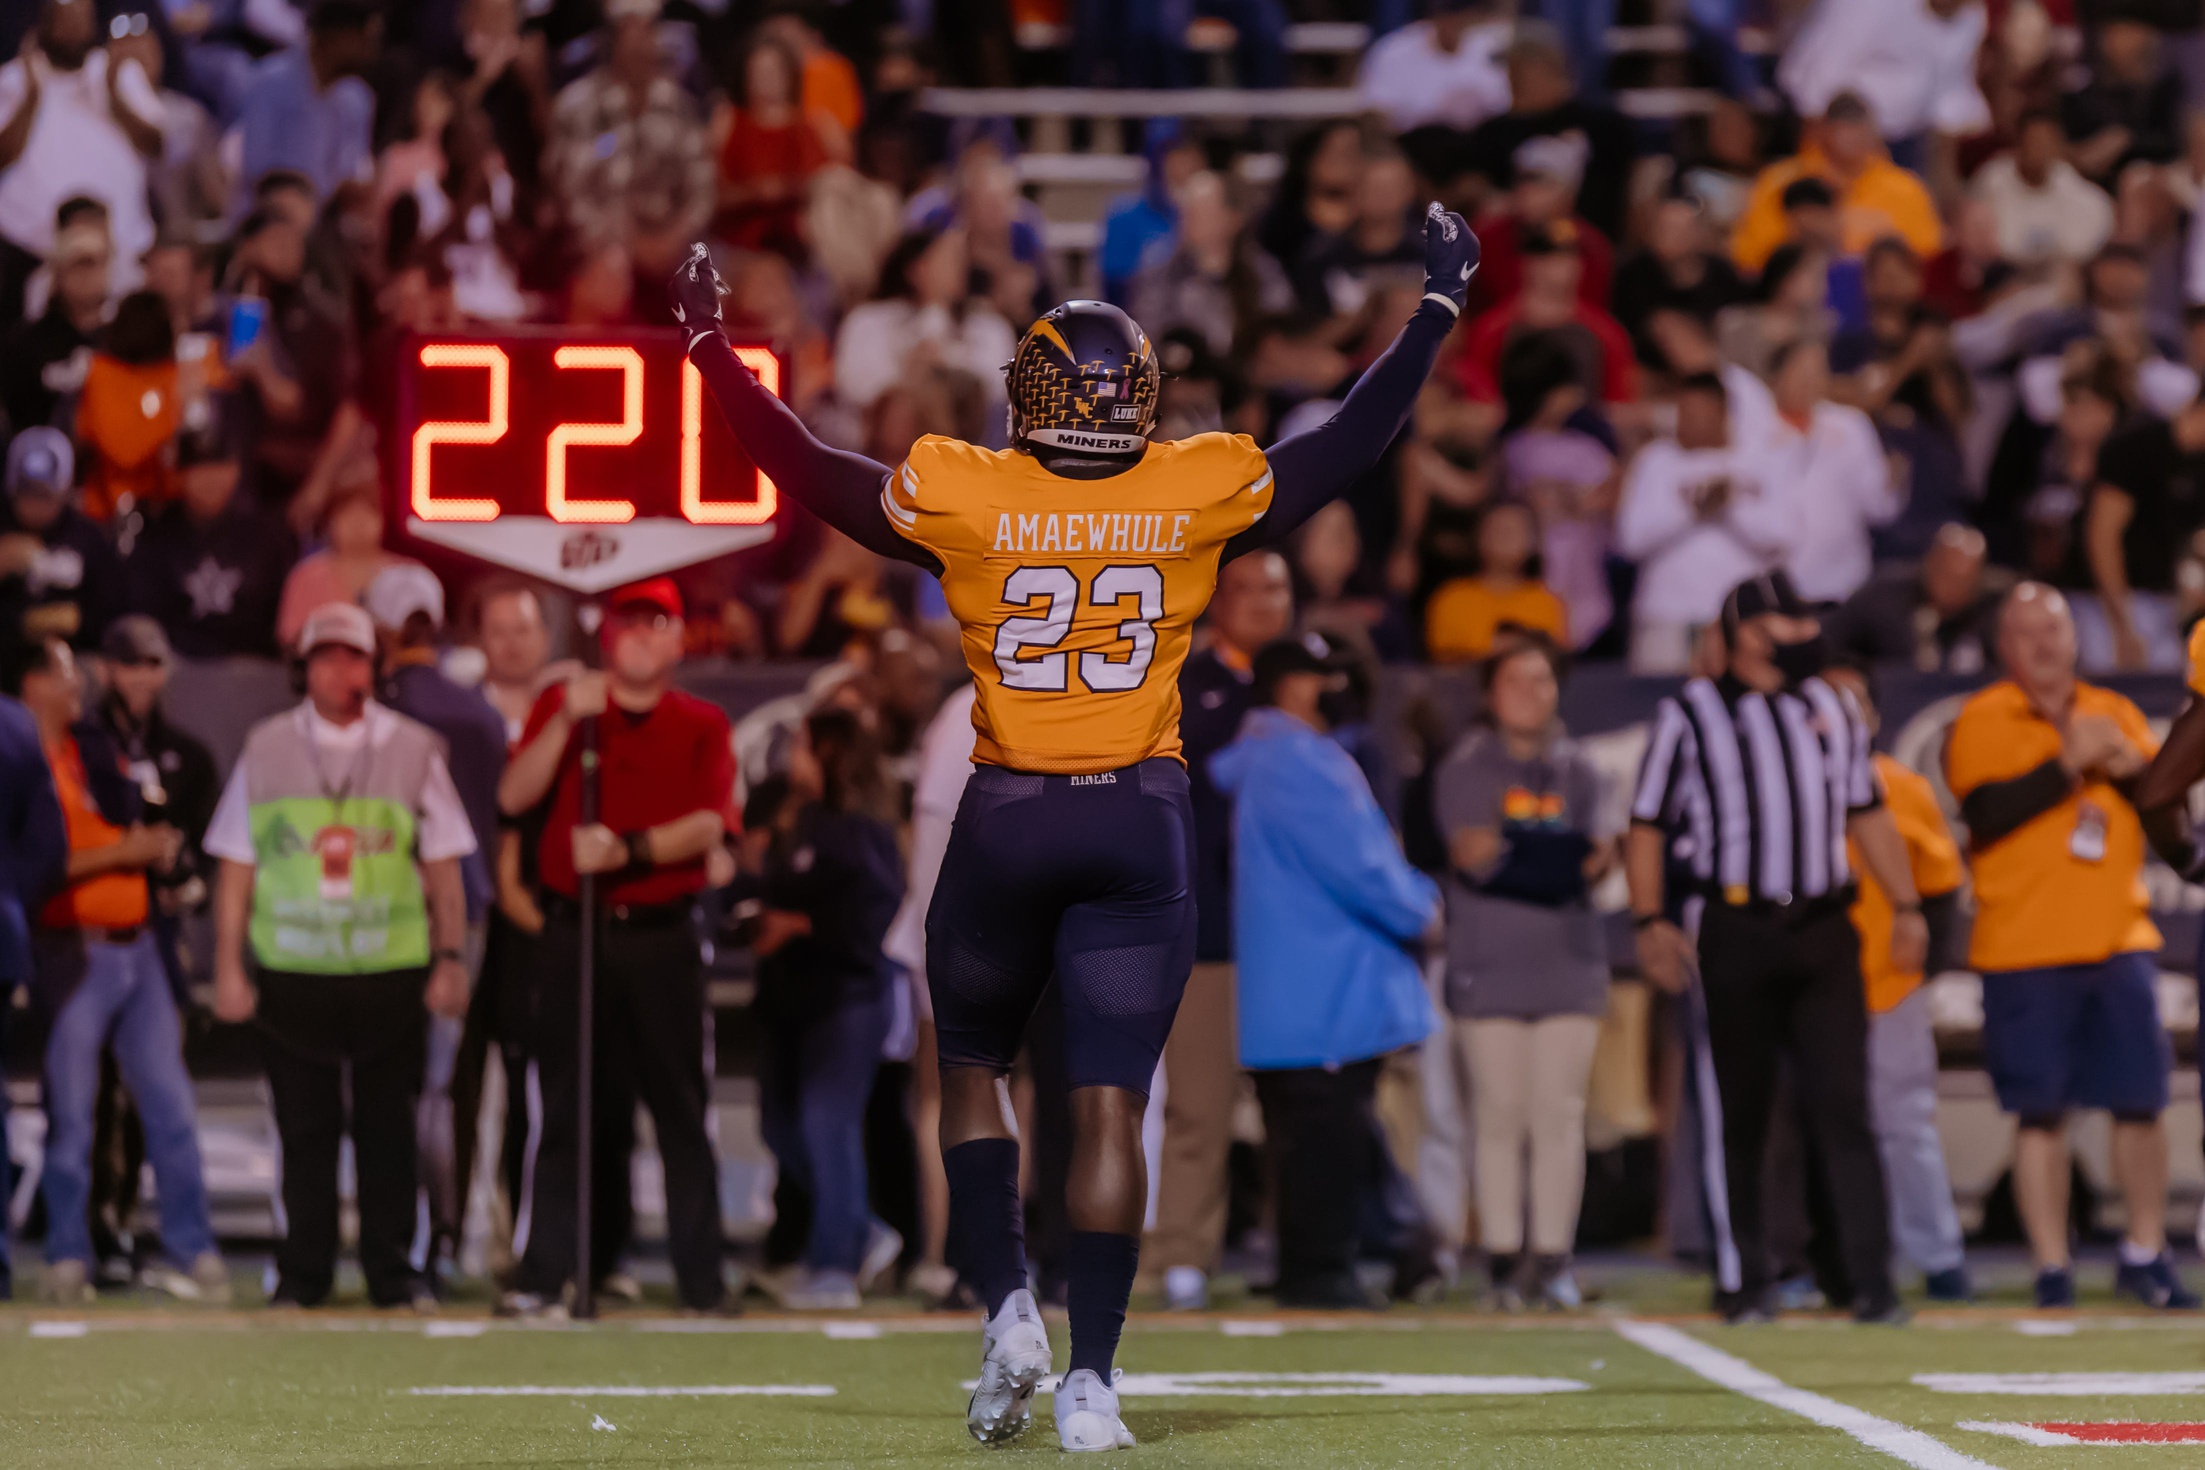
[
  {"left": 1421, "top": 202, "right": 1479, "bottom": 318},
  {"left": 669, "top": 242, "right": 727, "bottom": 351}
]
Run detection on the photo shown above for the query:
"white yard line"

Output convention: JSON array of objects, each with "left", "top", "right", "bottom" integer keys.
[
  {"left": 407, "top": 1385, "right": 837, "bottom": 1397},
  {"left": 422, "top": 1321, "right": 487, "bottom": 1338},
  {"left": 1956, "top": 1422, "right": 2081, "bottom": 1447},
  {"left": 1917, "top": 1373, "right": 2205, "bottom": 1396},
  {"left": 1612, "top": 1320, "right": 2002, "bottom": 1470}
]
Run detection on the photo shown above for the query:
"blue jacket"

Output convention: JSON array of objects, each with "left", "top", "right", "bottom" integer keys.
[
  {"left": 1210, "top": 708, "right": 1439, "bottom": 1071},
  {"left": 0, "top": 695, "right": 65, "bottom": 991}
]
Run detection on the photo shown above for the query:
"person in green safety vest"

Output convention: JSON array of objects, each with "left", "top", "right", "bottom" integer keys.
[{"left": 204, "top": 601, "right": 477, "bottom": 1309}]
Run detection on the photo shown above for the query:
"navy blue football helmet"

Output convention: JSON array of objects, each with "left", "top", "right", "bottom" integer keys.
[{"left": 1005, "top": 301, "right": 1160, "bottom": 456}]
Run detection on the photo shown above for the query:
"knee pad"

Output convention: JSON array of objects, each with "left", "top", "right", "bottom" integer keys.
[
  {"left": 2112, "top": 1109, "right": 2161, "bottom": 1126},
  {"left": 2017, "top": 1114, "right": 2065, "bottom": 1134}
]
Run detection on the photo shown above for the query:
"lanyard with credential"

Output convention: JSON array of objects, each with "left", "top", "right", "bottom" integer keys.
[{"left": 301, "top": 707, "right": 375, "bottom": 828}]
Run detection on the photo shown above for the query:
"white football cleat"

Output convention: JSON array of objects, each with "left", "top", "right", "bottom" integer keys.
[
  {"left": 1054, "top": 1368, "right": 1136, "bottom": 1452},
  {"left": 966, "top": 1288, "right": 1052, "bottom": 1445}
]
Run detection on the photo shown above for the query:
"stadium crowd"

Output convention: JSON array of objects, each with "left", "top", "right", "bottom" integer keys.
[{"left": 4, "top": 0, "right": 2205, "bottom": 1318}]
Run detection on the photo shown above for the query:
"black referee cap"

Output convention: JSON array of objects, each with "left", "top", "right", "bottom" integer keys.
[{"left": 1720, "top": 570, "right": 1811, "bottom": 642}]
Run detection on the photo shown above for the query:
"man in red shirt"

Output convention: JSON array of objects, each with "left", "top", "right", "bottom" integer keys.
[
  {"left": 496, "top": 577, "right": 737, "bottom": 1316},
  {"left": 1457, "top": 221, "right": 1636, "bottom": 411}
]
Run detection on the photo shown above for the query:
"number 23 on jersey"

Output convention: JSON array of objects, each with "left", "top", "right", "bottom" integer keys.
[{"left": 995, "top": 564, "right": 1165, "bottom": 692}]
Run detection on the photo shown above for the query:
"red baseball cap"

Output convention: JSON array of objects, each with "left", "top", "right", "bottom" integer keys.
[{"left": 605, "top": 576, "right": 683, "bottom": 621}]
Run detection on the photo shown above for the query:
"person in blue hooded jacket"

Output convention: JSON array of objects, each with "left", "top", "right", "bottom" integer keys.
[{"left": 1210, "top": 631, "right": 1441, "bottom": 1309}]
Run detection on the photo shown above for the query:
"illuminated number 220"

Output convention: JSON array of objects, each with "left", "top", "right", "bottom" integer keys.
[{"left": 410, "top": 343, "right": 781, "bottom": 525}]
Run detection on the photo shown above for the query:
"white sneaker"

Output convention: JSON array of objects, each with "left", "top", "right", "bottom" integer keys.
[
  {"left": 907, "top": 1261, "right": 960, "bottom": 1307},
  {"left": 1163, "top": 1265, "right": 1207, "bottom": 1312},
  {"left": 41, "top": 1258, "right": 94, "bottom": 1305},
  {"left": 966, "top": 1288, "right": 1052, "bottom": 1445},
  {"left": 779, "top": 1269, "right": 862, "bottom": 1311},
  {"left": 857, "top": 1221, "right": 904, "bottom": 1294},
  {"left": 140, "top": 1252, "right": 234, "bottom": 1306},
  {"left": 1054, "top": 1367, "right": 1136, "bottom": 1452}
]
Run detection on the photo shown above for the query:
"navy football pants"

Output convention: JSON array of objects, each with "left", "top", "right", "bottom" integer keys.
[{"left": 927, "top": 758, "right": 1196, "bottom": 1096}]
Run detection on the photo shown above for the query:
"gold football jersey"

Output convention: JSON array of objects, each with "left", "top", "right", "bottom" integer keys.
[{"left": 885, "top": 432, "right": 1275, "bottom": 774}]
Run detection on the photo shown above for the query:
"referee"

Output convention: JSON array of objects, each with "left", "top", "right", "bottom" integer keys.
[{"left": 1625, "top": 572, "right": 1926, "bottom": 1323}]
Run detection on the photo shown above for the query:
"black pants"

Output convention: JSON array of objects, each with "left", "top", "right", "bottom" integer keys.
[
  {"left": 1697, "top": 903, "right": 1892, "bottom": 1310},
  {"left": 256, "top": 969, "right": 430, "bottom": 1307},
  {"left": 1253, "top": 1058, "right": 1384, "bottom": 1300},
  {"left": 450, "top": 914, "right": 535, "bottom": 1240},
  {"left": 511, "top": 909, "right": 723, "bottom": 1310},
  {"left": 0, "top": 236, "right": 38, "bottom": 334}
]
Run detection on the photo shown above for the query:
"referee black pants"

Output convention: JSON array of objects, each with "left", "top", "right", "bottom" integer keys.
[
  {"left": 1696, "top": 902, "right": 1893, "bottom": 1312},
  {"left": 510, "top": 908, "right": 725, "bottom": 1311}
]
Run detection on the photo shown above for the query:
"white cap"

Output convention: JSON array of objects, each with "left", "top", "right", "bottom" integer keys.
[
  {"left": 363, "top": 562, "right": 446, "bottom": 633},
  {"left": 297, "top": 601, "right": 377, "bottom": 658}
]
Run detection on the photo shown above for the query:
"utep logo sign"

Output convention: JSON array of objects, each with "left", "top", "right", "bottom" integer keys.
[{"left": 562, "top": 528, "right": 621, "bottom": 573}]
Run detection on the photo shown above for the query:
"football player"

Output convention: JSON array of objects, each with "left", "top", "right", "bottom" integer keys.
[
  {"left": 2137, "top": 618, "right": 2205, "bottom": 1256},
  {"left": 672, "top": 205, "right": 1477, "bottom": 1451}
]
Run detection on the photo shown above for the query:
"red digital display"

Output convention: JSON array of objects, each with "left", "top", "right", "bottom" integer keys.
[{"left": 391, "top": 328, "right": 788, "bottom": 591}]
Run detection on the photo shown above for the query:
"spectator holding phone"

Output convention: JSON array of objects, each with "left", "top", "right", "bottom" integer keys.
[
  {"left": 1433, "top": 631, "right": 1615, "bottom": 1310},
  {"left": 222, "top": 206, "right": 353, "bottom": 513}
]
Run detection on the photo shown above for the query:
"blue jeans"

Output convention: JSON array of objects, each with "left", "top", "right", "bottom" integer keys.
[
  {"left": 41, "top": 932, "right": 214, "bottom": 1268},
  {"left": 759, "top": 988, "right": 892, "bottom": 1274}
]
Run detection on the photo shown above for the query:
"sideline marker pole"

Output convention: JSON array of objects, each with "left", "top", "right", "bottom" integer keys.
[{"left": 574, "top": 599, "right": 601, "bottom": 1321}]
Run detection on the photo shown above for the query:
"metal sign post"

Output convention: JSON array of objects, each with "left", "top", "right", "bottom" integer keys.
[{"left": 573, "top": 603, "right": 601, "bottom": 1321}]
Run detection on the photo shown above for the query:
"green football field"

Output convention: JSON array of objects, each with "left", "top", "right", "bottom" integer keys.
[{"left": 12, "top": 1261, "right": 2205, "bottom": 1468}]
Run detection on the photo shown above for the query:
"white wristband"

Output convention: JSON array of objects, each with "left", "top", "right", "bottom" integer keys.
[{"left": 1422, "top": 292, "right": 1462, "bottom": 318}]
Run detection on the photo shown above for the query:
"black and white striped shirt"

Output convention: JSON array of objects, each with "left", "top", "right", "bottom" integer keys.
[{"left": 1630, "top": 675, "right": 1881, "bottom": 905}]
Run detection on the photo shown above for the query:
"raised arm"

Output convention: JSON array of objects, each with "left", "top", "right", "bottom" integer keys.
[
  {"left": 672, "top": 246, "right": 942, "bottom": 572},
  {"left": 1224, "top": 205, "right": 1475, "bottom": 563},
  {"left": 2139, "top": 698, "right": 2205, "bottom": 874}
]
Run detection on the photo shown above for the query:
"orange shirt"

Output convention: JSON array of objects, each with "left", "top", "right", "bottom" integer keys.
[
  {"left": 1944, "top": 680, "right": 2160, "bottom": 972},
  {"left": 800, "top": 49, "right": 862, "bottom": 136},
  {"left": 75, "top": 356, "right": 181, "bottom": 520},
  {"left": 40, "top": 734, "right": 149, "bottom": 931},
  {"left": 1850, "top": 753, "right": 1964, "bottom": 1013},
  {"left": 1424, "top": 577, "right": 1569, "bottom": 663},
  {"left": 1729, "top": 143, "right": 1945, "bottom": 273}
]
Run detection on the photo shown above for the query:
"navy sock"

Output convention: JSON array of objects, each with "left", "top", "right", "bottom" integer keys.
[
  {"left": 943, "top": 1137, "right": 1027, "bottom": 1317},
  {"left": 1066, "top": 1231, "right": 1140, "bottom": 1379}
]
